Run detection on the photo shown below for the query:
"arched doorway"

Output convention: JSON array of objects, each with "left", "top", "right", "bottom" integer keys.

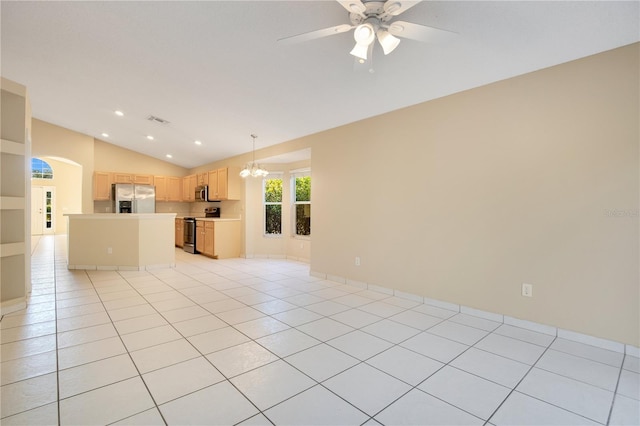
[{"left": 31, "top": 156, "right": 82, "bottom": 235}]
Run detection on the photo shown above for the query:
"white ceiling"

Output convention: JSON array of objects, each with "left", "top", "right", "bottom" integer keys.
[{"left": 2, "top": 1, "right": 638, "bottom": 169}]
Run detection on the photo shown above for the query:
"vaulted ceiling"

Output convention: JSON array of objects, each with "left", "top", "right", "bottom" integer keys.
[{"left": 2, "top": 1, "right": 638, "bottom": 168}]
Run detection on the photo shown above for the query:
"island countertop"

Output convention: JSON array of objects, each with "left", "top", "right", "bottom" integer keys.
[{"left": 64, "top": 213, "right": 177, "bottom": 219}]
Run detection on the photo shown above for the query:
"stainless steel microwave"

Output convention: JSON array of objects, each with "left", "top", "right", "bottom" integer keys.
[{"left": 195, "top": 185, "right": 208, "bottom": 201}]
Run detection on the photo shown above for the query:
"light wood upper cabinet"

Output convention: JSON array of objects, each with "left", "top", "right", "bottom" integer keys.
[
  {"left": 197, "top": 173, "right": 209, "bottom": 186},
  {"left": 93, "top": 171, "right": 112, "bottom": 200},
  {"left": 133, "top": 174, "right": 153, "bottom": 185},
  {"left": 182, "top": 174, "right": 196, "bottom": 202},
  {"left": 111, "top": 173, "right": 153, "bottom": 185},
  {"left": 156, "top": 176, "right": 182, "bottom": 202},
  {"left": 112, "top": 172, "right": 132, "bottom": 184},
  {"left": 207, "top": 167, "right": 237, "bottom": 201},
  {"left": 167, "top": 177, "right": 182, "bottom": 202},
  {"left": 154, "top": 176, "right": 167, "bottom": 201}
]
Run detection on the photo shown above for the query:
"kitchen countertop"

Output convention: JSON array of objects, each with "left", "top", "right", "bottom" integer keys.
[
  {"left": 175, "top": 216, "right": 241, "bottom": 222},
  {"left": 65, "top": 213, "right": 177, "bottom": 220}
]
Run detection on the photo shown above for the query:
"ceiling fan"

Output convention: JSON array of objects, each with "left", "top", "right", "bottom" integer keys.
[{"left": 278, "top": 0, "right": 456, "bottom": 64}]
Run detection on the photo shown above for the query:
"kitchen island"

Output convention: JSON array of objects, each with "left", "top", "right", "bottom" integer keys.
[{"left": 65, "top": 213, "right": 176, "bottom": 270}]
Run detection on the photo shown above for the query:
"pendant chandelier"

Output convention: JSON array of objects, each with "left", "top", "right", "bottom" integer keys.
[{"left": 240, "top": 134, "right": 268, "bottom": 178}]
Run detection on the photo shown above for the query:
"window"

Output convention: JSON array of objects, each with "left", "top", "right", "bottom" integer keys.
[
  {"left": 293, "top": 171, "right": 311, "bottom": 236},
  {"left": 264, "top": 175, "right": 283, "bottom": 235},
  {"left": 31, "top": 158, "right": 53, "bottom": 179}
]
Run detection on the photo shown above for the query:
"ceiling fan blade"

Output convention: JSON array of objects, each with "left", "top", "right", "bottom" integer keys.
[
  {"left": 336, "top": 0, "right": 367, "bottom": 16},
  {"left": 383, "top": 1, "right": 423, "bottom": 16},
  {"left": 387, "top": 20, "right": 457, "bottom": 44},
  {"left": 278, "top": 24, "right": 353, "bottom": 45}
]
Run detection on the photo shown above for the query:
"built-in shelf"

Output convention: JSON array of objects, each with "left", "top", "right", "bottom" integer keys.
[{"left": 1, "top": 77, "right": 31, "bottom": 315}]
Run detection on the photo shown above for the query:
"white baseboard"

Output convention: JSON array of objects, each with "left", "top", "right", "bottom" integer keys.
[{"left": 312, "top": 269, "right": 635, "bottom": 354}]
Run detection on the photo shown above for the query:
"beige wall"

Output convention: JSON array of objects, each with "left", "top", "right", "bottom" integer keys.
[
  {"left": 32, "top": 157, "right": 82, "bottom": 234},
  {"left": 31, "top": 119, "right": 94, "bottom": 214},
  {"left": 310, "top": 43, "right": 639, "bottom": 345},
  {"left": 20, "top": 43, "right": 639, "bottom": 345},
  {"left": 32, "top": 122, "right": 190, "bottom": 215},
  {"left": 94, "top": 138, "right": 188, "bottom": 176}
]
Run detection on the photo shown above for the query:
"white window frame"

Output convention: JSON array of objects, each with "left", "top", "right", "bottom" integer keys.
[
  {"left": 291, "top": 168, "right": 311, "bottom": 239},
  {"left": 31, "top": 158, "right": 53, "bottom": 179},
  {"left": 263, "top": 173, "right": 283, "bottom": 237}
]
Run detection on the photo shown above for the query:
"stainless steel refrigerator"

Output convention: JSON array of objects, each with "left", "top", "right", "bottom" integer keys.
[{"left": 111, "top": 184, "right": 156, "bottom": 213}]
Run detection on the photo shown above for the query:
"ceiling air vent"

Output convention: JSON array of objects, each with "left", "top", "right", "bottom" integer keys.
[{"left": 147, "top": 115, "right": 170, "bottom": 125}]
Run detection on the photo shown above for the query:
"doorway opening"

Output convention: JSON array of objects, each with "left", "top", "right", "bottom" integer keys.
[{"left": 31, "top": 186, "right": 55, "bottom": 235}]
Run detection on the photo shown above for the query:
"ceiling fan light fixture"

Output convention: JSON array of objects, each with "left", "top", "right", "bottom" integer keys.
[
  {"left": 377, "top": 29, "right": 401, "bottom": 55},
  {"left": 353, "top": 23, "right": 375, "bottom": 45},
  {"left": 350, "top": 42, "right": 369, "bottom": 60}
]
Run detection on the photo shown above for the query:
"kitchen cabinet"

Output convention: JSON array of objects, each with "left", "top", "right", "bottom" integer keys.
[
  {"left": 112, "top": 173, "right": 133, "bottom": 183},
  {"left": 194, "top": 219, "right": 240, "bottom": 259},
  {"left": 195, "top": 220, "right": 205, "bottom": 253},
  {"left": 167, "top": 177, "right": 182, "bottom": 202},
  {"left": 183, "top": 174, "right": 197, "bottom": 202},
  {"left": 93, "top": 171, "right": 112, "bottom": 200},
  {"left": 155, "top": 176, "right": 182, "bottom": 202},
  {"left": 155, "top": 176, "right": 167, "bottom": 201},
  {"left": 112, "top": 173, "right": 153, "bottom": 185},
  {"left": 203, "top": 222, "right": 214, "bottom": 257},
  {"left": 209, "top": 166, "right": 241, "bottom": 200},
  {"left": 197, "top": 172, "right": 209, "bottom": 186},
  {"left": 96, "top": 171, "right": 181, "bottom": 201},
  {"left": 175, "top": 218, "right": 184, "bottom": 247},
  {"left": 133, "top": 174, "right": 154, "bottom": 185}
]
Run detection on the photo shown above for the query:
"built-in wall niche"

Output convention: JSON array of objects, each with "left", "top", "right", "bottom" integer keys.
[
  {"left": 1, "top": 90, "right": 26, "bottom": 142},
  {"left": 1, "top": 255, "right": 26, "bottom": 300},
  {"left": 0, "top": 210, "right": 25, "bottom": 243},
  {"left": 1, "top": 153, "right": 25, "bottom": 197}
]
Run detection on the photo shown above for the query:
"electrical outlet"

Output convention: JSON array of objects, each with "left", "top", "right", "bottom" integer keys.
[
  {"left": 107, "top": 247, "right": 112, "bottom": 254},
  {"left": 355, "top": 256, "right": 361, "bottom": 266},
  {"left": 522, "top": 283, "right": 533, "bottom": 297}
]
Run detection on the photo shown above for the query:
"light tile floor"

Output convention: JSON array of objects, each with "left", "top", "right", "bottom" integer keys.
[{"left": 1, "top": 235, "right": 639, "bottom": 425}]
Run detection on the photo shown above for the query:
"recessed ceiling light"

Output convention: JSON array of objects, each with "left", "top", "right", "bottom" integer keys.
[
  {"left": 147, "top": 135, "right": 154, "bottom": 140},
  {"left": 114, "top": 110, "right": 124, "bottom": 117},
  {"left": 166, "top": 154, "right": 173, "bottom": 158},
  {"left": 101, "top": 133, "right": 109, "bottom": 138},
  {"left": 194, "top": 140, "right": 202, "bottom": 145}
]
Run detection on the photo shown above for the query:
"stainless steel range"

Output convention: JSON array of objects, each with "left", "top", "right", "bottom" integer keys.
[{"left": 183, "top": 217, "right": 196, "bottom": 253}]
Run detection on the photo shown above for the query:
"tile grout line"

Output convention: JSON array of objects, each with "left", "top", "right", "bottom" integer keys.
[
  {"left": 605, "top": 353, "right": 627, "bottom": 426},
  {"left": 115, "top": 266, "right": 269, "bottom": 424},
  {"left": 53, "top": 236, "right": 62, "bottom": 426},
  {"left": 11, "top": 237, "right": 633, "bottom": 425}
]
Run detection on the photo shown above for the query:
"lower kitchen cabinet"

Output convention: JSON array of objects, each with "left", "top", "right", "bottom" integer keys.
[
  {"left": 203, "top": 222, "right": 214, "bottom": 257},
  {"left": 175, "top": 218, "right": 184, "bottom": 248},
  {"left": 195, "top": 220, "right": 240, "bottom": 259},
  {"left": 196, "top": 220, "right": 205, "bottom": 253}
]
